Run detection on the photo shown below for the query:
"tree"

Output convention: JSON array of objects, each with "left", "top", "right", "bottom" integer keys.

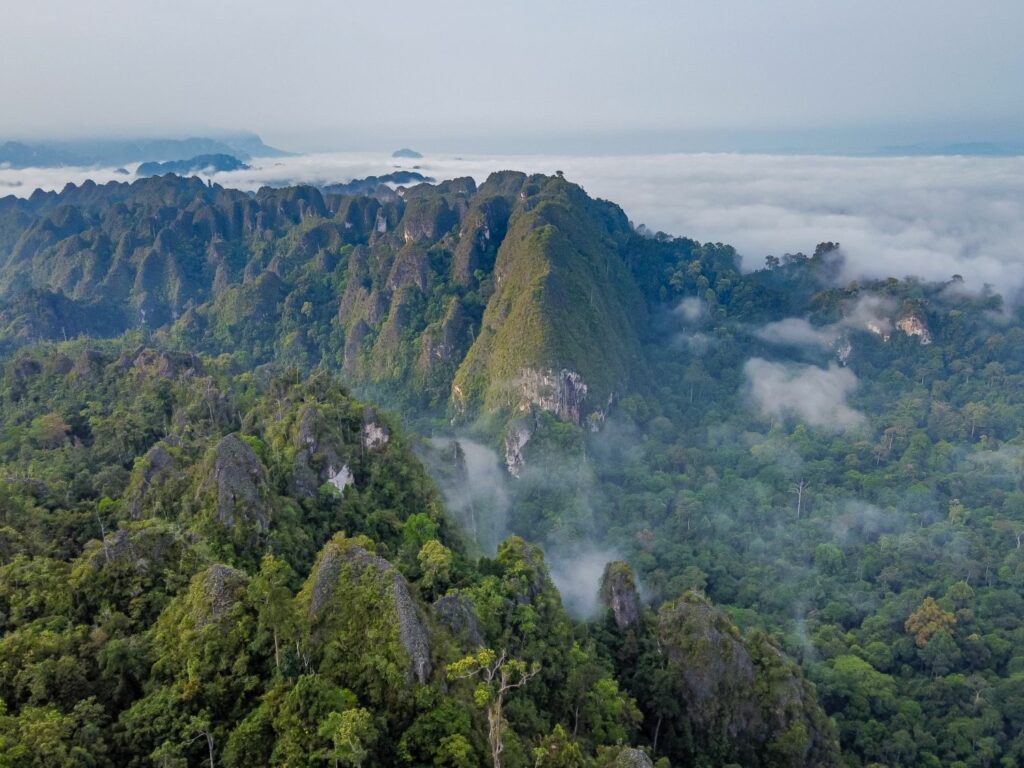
[
  {"left": 248, "top": 553, "right": 296, "bottom": 674},
  {"left": 187, "top": 714, "right": 216, "bottom": 768},
  {"left": 792, "top": 479, "right": 809, "bottom": 519},
  {"left": 417, "top": 539, "right": 453, "bottom": 595},
  {"left": 448, "top": 648, "right": 539, "bottom": 768},
  {"left": 533, "top": 724, "right": 586, "bottom": 767},
  {"left": 318, "top": 708, "right": 377, "bottom": 768},
  {"left": 905, "top": 597, "right": 956, "bottom": 648}
]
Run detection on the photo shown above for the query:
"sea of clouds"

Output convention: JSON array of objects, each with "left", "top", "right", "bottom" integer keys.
[{"left": 3, "top": 151, "right": 1024, "bottom": 295}]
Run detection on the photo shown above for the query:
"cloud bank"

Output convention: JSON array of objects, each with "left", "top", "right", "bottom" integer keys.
[
  {"left": 744, "top": 357, "right": 865, "bottom": 430},
  {"left": 4, "top": 152, "right": 1024, "bottom": 295}
]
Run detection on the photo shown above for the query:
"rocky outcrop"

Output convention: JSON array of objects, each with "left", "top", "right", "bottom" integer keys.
[
  {"left": 128, "top": 442, "right": 176, "bottom": 517},
  {"left": 80, "top": 522, "right": 179, "bottom": 576},
  {"left": 362, "top": 410, "right": 390, "bottom": 450},
  {"left": 504, "top": 421, "right": 532, "bottom": 477},
  {"left": 614, "top": 748, "right": 654, "bottom": 768},
  {"left": 432, "top": 593, "right": 483, "bottom": 647},
  {"left": 192, "top": 563, "right": 248, "bottom": 626},
  {"left": 896, "top": 314, "right": 932, "bottom": 344},
  {"left": 600, "top": 561, "right": 642, "bottom": 630},
  {"left": 306, "top": 536, "right": 432, "bottom": 685},
  {"left": 517, "top": 368, "right": 588, "bottom": 424},
  {"left": 198, "top": 434, "right": 272, "bottom": 533},
  {"left": 656, "top": 591, "right": 840, "bottom": 767},
  {"left": 289, "top": 404, "right": 355, "bottom": 498}
]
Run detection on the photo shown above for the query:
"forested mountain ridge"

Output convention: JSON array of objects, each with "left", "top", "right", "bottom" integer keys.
[
  {"left": 0, "top": 172, "right": 645, "bottom": 445},
  {"left": 1, "top": 170, "right": 1024, "bottom": 766},
  {"left": 0, "top": 344, "right": 837, "bottom": 766}
]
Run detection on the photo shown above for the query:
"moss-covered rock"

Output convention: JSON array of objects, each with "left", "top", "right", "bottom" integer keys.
[
  {"left": 300, "top": 534, "right": 433, "bottom": 699},
  {"left": 656, "top": 591, "right": 840, "bottom": 767}
]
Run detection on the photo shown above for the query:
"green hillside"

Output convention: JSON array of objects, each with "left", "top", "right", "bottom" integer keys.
[{"left": 1, "top": 173, "right": 1024, "bottom": 766}]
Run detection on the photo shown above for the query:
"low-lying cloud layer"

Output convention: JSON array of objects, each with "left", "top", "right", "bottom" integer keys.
[
  {"left": 4, "top": 151, "right": 1024, "bottom": 295},
  {"left": 755, "top": 293, "right": 897, "bottom": 349},
  {"left": 744, "top": 357, "right": 865, "bottom": 430}
]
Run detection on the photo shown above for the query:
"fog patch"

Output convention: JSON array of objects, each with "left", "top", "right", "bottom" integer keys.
[
  {"left": 754, "top": 293, "right": 898, "bottom": 352},
  {"left": 426, "top": 437, "right": 509, "bottom": 554},
  {"left": 744, "top": 358, "right": 865, "bottom": 430},
  {"left": 830, "top": 500, "right": 902, "bottom": 547},
  {"left": 675, "top": 296, "right": 705, "bottom": 323},
  {"left": 756, "top": 318, "right": 836, "bottom": 350},
  {"left": 547, "top": 546, "right": 621, "bottom": 619}
]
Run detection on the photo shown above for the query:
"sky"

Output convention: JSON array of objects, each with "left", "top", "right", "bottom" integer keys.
[{"left": 2, "top": 0, "right": 1023, "bottom": 153}]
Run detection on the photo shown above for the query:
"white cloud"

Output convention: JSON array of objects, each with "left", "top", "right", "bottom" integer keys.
[
  {"left": 754, "top": 293, "right": 898, "bottom": 350},
  {"left": 744, "top": 357, "right": 865, "bottom": 430},
  {"left": 755, "top": 318, "right": 837, "bottom": 349},
  {"left": 4, "top": 152, "right": 1024, "bottom": 296}
]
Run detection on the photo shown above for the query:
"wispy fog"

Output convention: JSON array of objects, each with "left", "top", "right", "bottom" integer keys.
[
  {"left": 4, "top": 152, "right": 1024, "bottom": 295},
  {"left": 547, "top": 546, "right": 622, "bottom": 619},
  {"left": 744, "top": 358, "right": 866, "bottom": 431}
]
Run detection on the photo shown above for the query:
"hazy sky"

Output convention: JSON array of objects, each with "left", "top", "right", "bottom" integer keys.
[{"left": 2, "top": 0, "right": 1022, "bottom": 152}]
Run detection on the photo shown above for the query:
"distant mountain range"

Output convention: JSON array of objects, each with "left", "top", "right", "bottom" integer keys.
[
  {"left": 136, "top": 153, "right": 251, "bottom": 177},
  {"left": 0, "top": 132, "right": 289, "bottom": 169}
]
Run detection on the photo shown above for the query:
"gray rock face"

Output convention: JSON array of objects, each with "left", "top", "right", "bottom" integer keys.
[
  {"left": 504, "top": 421, "right": 532, "bottom": 477},
  {"left": 432, "top": 594, "right": 483, "bottom": 647},
  {"left": 517, "top": 367, "right": 588, "bottom": 424},
  {"left": 362, "top": 410, "right": 390, "bottom": 450},
  {"left": 600, "top": 561, "right": 642, "bottom": 630},
  {"left": 201, "top": 434, "right": 271, "bottom": 532},
  {"left": 309, "top": 539, "right": 432, "bottom": 685},
  {"left": 86, "top": 524, "right": 178, "bottom": 576},
  {"left": 196, "top": 563, "right": 248, "bottom": 625},
  {"left": 614, "top": 748, "right": 654, "bottom": 768},
  {"left": 129, "top": 442, "right": 175, "bottom": 517},
  {"left": 656, "top": 591, "right": 841, "bottom": 766},
  {"left": 658, "top": 594, "right": 757, "bottom": 737}
]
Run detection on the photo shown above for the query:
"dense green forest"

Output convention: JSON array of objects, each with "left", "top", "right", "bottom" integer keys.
[{"left": 0, "top": 172, "right": 1022, "bottom": 767}]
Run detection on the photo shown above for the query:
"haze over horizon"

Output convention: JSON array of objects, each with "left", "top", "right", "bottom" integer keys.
[{"left": 2, "top": 0, "right": 1022, "bottom": 155}]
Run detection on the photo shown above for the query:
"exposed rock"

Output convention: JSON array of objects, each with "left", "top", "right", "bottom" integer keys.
[
  {"left": 504, "top": 421, "right": 532, "bottom": 477},
  {"left": 896, "top": 314, "right": 932, "bottom": 344},
  {"left": 128, "top": 442, "right": 175, "bottom": 517},
  {"left": 326, "top": 464, "right": 353, "bottom": 494},
  {"left": 83, "top": 523, "right": 179, "bottom": 577},
  {"left": 194, "top": 563, "right": 248, "bottom": 626},
  {"left": 432, "top": 594, "right": 483, "bottom": 647},
  {"left": 517, "top": 368, "right": 588, "bottom": 424},
  {"left": 614, "top": 748, "right": 654, "bottom": 768},
  {"left": 307, "top": 537, "right": 432, "bottom": 685},
  {"left": 199, "top": 434, "right": 271, "bottom": 532},
  {"left": 657, "top": 591, "right": 840, "bottom": 767},
  {"left": 600, "top": 561, "right": 642, "bottom": 630},
  {"left": 834, "top": 337, "right": 852, "bottom": 365},
  {"left": 289, "top": 404, "right": 353, "bottom": 498},
  {"left": 658, "top": 593, "right": 757, "bottom": 735},
  {"left": 362, "top": 411, "right": 390, "bottom": 450}
]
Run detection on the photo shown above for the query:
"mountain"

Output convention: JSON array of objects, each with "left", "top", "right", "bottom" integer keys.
[
  {"left": 136, "top": 153, "right": 251, "bottom": 177},
  {"left": 0, "top": 343, "right": 834, "bottom": 766},
  {"left": 0, "top": 172, "right": 644, "bottom": 446},
  {"left": 320, "top": 170, "right": 434, "bottom": 197},
  {"left": 1, "top": 170, "right": 1024, "bottom": 766},
  {"left": 0, "top": 133, "right": 289, "bottom": 168},
  {"left": 392, "top": 148, "right": 424, "bottom": 158}
]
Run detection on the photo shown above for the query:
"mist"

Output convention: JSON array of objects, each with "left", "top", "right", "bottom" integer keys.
[
  {"left": 547, "top": 547, "right": 622, "bottom": 619},
  {"left": 425, "top": 437, "right": 510, "bottom": 554},
  {"left": 744, "top": 358, "right": 866, "bottom": 431}
]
